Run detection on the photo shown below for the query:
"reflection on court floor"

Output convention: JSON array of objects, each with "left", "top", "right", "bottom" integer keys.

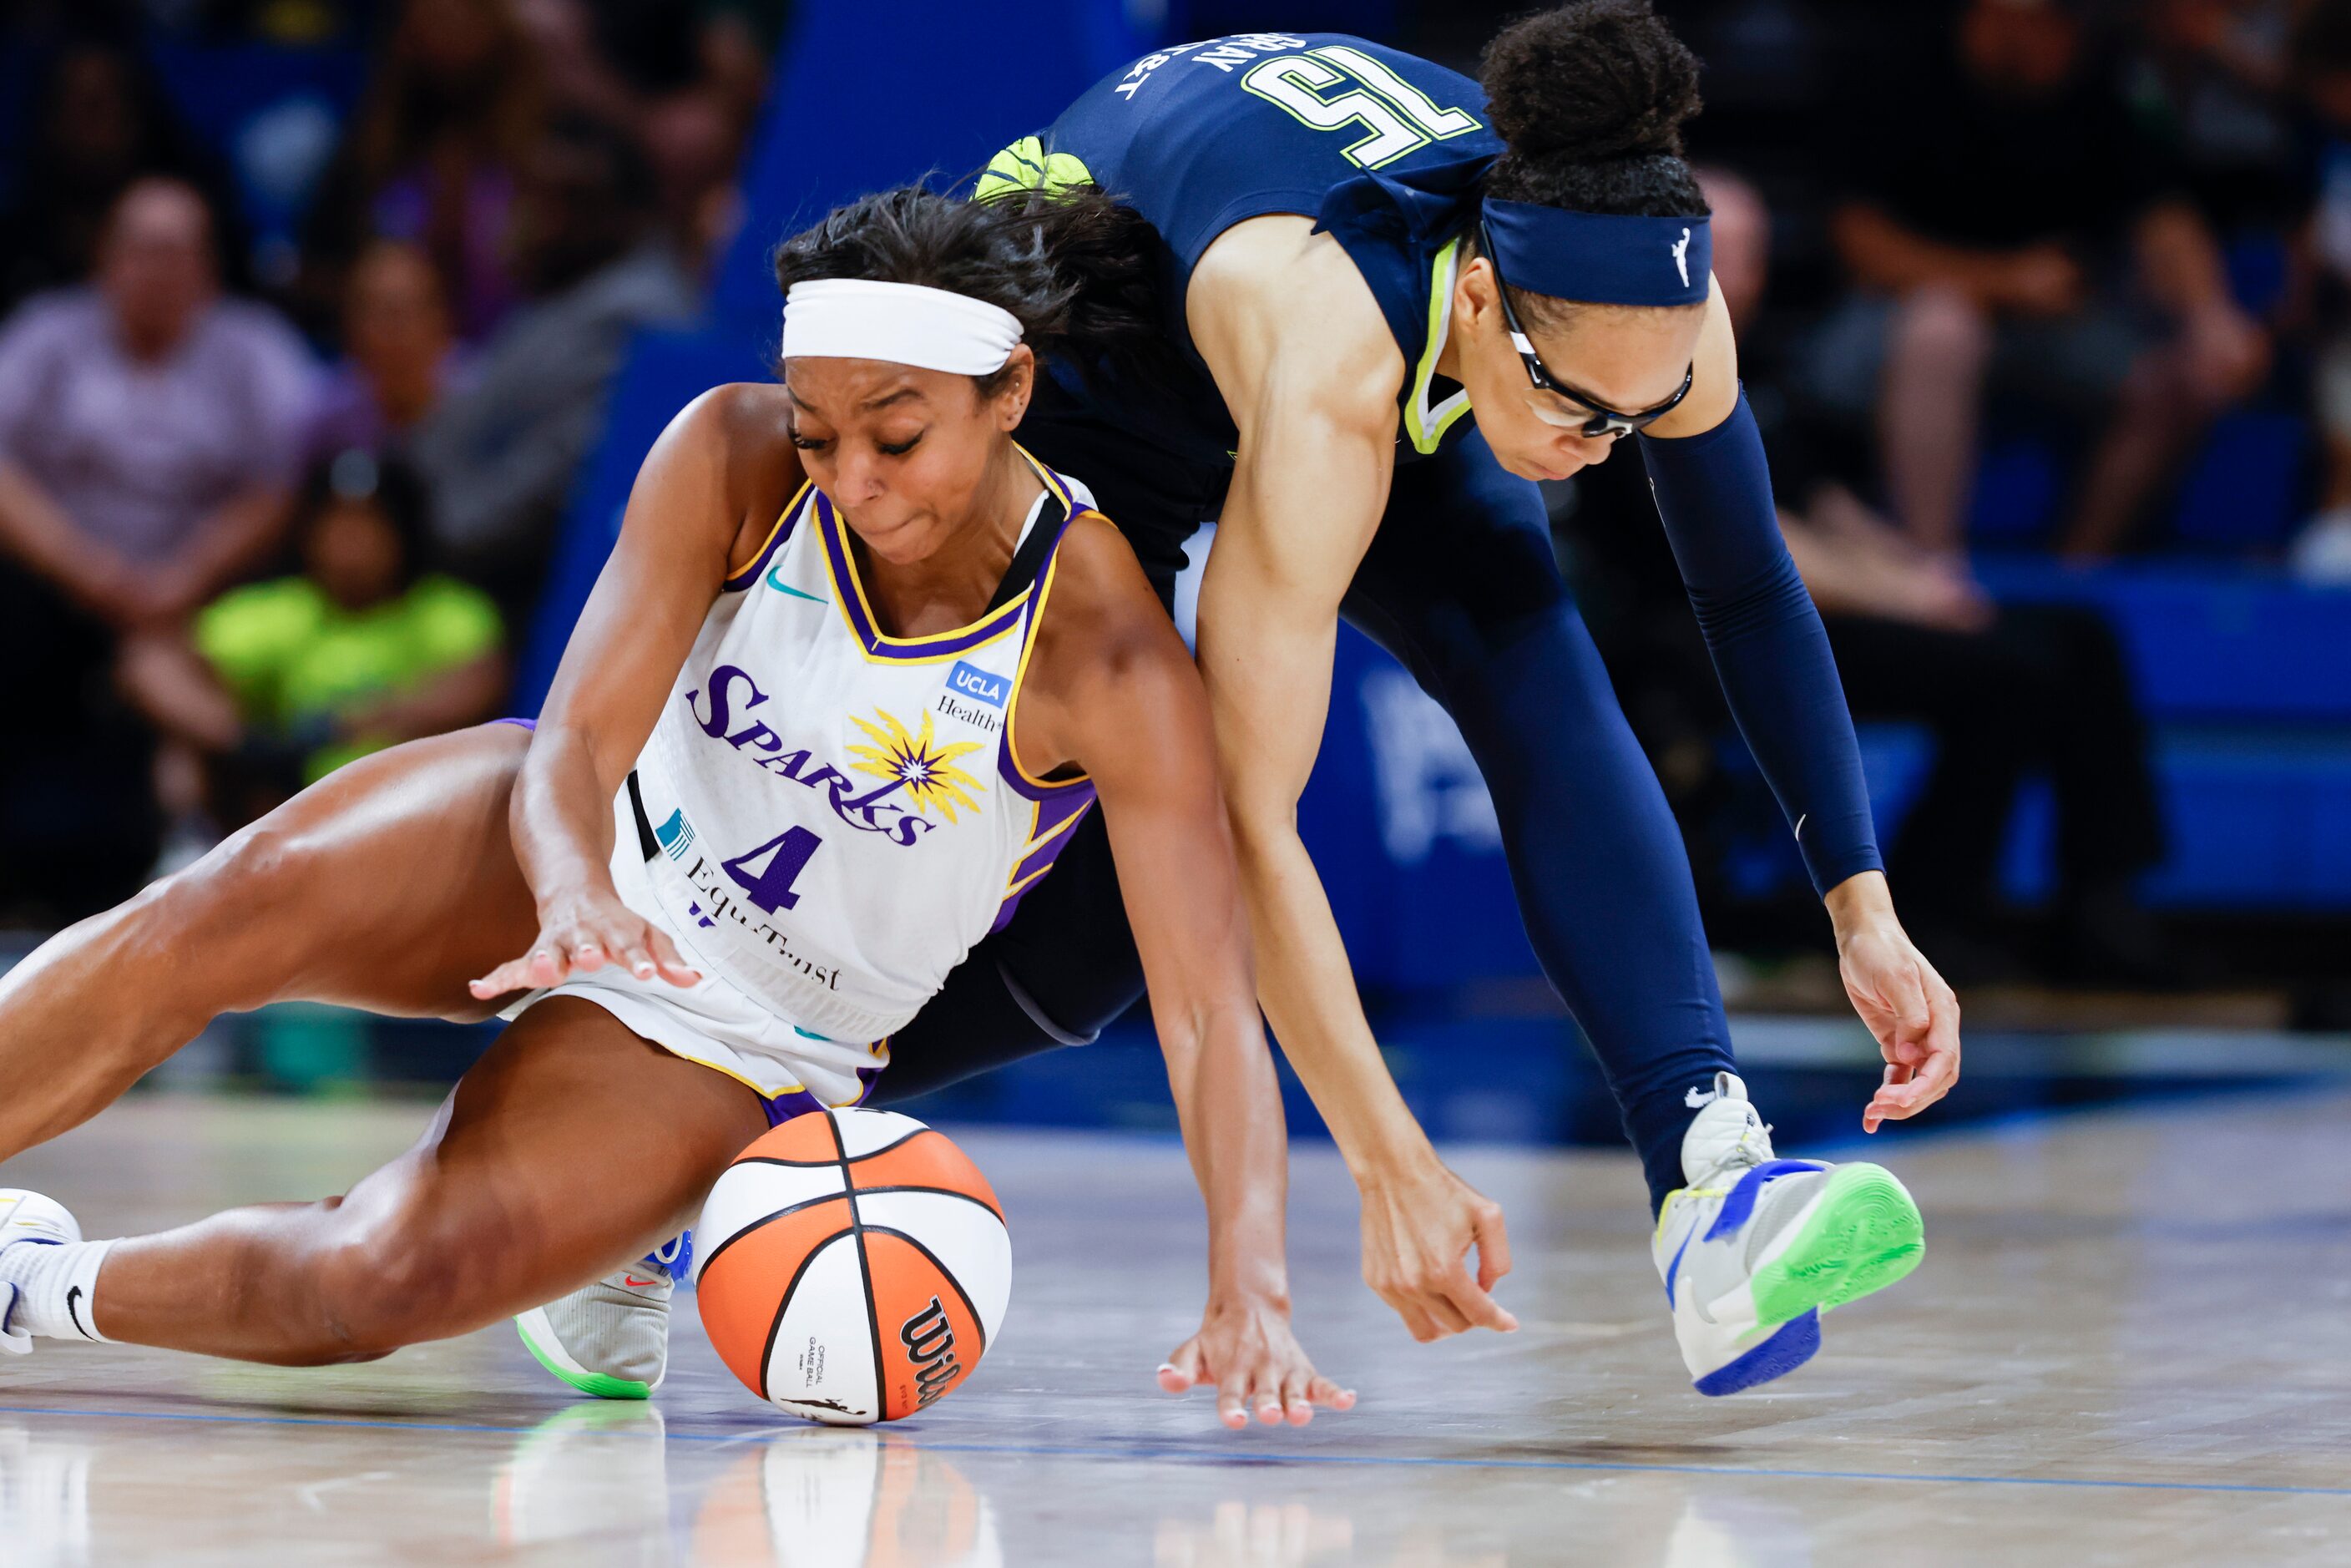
[{"left": 1, "top": 1088, "right": 2347, "bottom": 1565}]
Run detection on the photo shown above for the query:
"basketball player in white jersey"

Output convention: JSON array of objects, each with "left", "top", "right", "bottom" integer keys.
[{"left": 0, "top": 188, "right": 1352, "bottom": 1431}]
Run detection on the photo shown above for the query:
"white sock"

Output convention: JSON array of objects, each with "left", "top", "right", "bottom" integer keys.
[{"left": 0, "top": 1237, "right": 116, "bottom": 1343}]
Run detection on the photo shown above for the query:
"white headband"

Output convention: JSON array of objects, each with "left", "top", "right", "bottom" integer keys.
[{"left": 780, "top": 278, "right": 1023, "bottom": 376}]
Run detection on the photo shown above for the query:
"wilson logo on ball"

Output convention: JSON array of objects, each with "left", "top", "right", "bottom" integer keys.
[
  {"left": 695, "top": 1107, "right": 1010, "bottom": 1425},
  {"left": 900, "top": 1297, "right": 963, "bottom": 1409}
]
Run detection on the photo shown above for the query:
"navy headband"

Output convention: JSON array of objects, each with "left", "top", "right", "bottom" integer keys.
[{"left": 1481, "top": 199, "right": 1711, "bottom": 307}]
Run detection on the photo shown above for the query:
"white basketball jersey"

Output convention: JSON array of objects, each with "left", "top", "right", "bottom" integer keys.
[{"left": 627, "top": 453, "right": 1100, "bottom": 1047}]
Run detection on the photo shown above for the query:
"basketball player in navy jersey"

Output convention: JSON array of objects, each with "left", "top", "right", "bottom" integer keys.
[{"left": 867, "top": 1, "right": 1957, "bottom": 1395}]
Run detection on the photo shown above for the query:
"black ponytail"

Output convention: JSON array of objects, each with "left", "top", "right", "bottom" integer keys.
[
  {"left": 1480, "top": 1, "right": 1710, "bottom": 222},
  {"left": 771, "top": 184, "right": 1174, "bottom": 392}
]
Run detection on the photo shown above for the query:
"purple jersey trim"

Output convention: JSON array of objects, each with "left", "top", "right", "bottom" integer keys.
[
  {"left": 992, "top": 790, "right": 1097, "bottom": 932},
  {"left": 759, "top": 1061, "right": 883, "bottom": 1126},
  {"left": 817, "top": 491, "right": 1030, "bottom": 660},
  {"left": 493, "top": 716, "right": 537, "bottom": 731}
]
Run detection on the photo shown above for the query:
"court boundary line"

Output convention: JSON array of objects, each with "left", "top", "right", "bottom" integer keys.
[{"left": 1, "top": 1404, "right": 2343, "bottom": 1498}]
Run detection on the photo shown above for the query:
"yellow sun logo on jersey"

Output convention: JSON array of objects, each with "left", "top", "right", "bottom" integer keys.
[{"left": 846, "top": 706, "right": 988, "bottom": 823}]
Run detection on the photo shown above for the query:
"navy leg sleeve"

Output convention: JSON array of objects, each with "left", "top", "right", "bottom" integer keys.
[{"left": 1346, "top": 430, "right": 1736, "bottom": 1211}]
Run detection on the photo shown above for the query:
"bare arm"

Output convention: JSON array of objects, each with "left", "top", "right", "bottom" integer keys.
[
  {"left": 1186, "top": 216, "right": 1514, "bottom": 1342},
  {"left": 1782, "top": 486, "right": 1992, "bottom": 631},
  {"left": 0, "top": 462, "right": 290, "bottom": 630},
  {"left": 115, "top": 630, "right": 245, "bottom": 751},
  {"left": 345, "top": 652, "right": 512, "bottom": 742},
  {"left": 471, "top": 384, "right": 800, "bottom": 998},
  {"left": 1831, "top": 203, "right": 2078, "bottom": 316},
  {"left": 0, "top": 460, "right": 146, "bottom": 625},
  {"left": 2135, "top": 200, "right": 2268, "bottom": 401},
  {"left": 1021, "top": 517, "right": 1351, "bottom": 1426},
  {"left": 148, "top": 486, "right": 297, "bottom": 618},
  {"left": 2136, "top": 200, "right": 2237, "bottom": 317}
]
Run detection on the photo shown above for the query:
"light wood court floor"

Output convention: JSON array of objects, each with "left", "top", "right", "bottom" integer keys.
[{"left": 0, "top": 1085, "right": 2345, "bottom": 1565}]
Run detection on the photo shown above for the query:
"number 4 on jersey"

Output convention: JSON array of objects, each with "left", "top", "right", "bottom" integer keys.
[
  {"left": 721, "top": 826, "right": 823, "bottom": 913},
  {"left": 1240, "top": 44, "right": 1480, "bottom": 170}
]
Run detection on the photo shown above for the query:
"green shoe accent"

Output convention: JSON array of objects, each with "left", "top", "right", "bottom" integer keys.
[
  {"left": 1750, "top": 1163, "right": 1924, "bottom": 1328},
  {"left": 516, "top": 1313, "right": 653, "bottom": 1401}
]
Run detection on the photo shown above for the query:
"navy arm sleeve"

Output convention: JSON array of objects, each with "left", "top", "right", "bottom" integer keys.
[{"left": 1636, "top": 391, "right": 1883, "bottom": 896}]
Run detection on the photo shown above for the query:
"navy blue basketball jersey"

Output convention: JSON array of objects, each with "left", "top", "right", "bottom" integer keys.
[{"left": 980, "top": 33, "right": 1502, "bottom": 462}]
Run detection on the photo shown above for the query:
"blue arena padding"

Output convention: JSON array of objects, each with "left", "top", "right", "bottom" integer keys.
[
  {"left": 1975, "top": 559, "right": 2351, "bottom": 723},
  {"left": 2167, "top": 410, "right": 2311, "bottom": 554},
  {"left": 1967, "top": 438, "right": 2065, "bottom": 544},
  {"left": 1967, "top": 407, "right": 2311, "bottom": 554},
  {"left": 711, "top": 0, "right": 1161, "bottom": 324}
]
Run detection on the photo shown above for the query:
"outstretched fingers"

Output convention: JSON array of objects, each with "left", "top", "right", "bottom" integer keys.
[
  {"left": 646, "top": 927, "right": 703, "bottom": 988},
  {"left": 1864, "top": 955, "right": 1961, "bottom": 1131},
  {"left": 1156, "top": 1323, "right": 1355, "bottom": 1430},
  {"left": 1474, "top": 1199, "right": 1514, "bottom": 1295},
  {"left": 1276, "top": 1368, "right": 1357, "bottom": 1426},
  {"left": 1157, "top": 1340, "right": 1205, "bottom": 1395},
  {"left": 468, "top": 943, "right": 572, "bottom": 999},
  {"left": 467, "top": 909, "right": 701, "bottom": 1002}
]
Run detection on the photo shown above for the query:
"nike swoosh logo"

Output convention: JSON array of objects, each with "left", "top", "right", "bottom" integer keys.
[
  {"left": 623, "top": 1275, "right": 661, "bottom": 1288},
  {"left": 1662, "top": 1232, "right": 1692, "bottom": 1308},
  {"left": 765, "top": 564, "right": 827, "bottom": 603},
  {"left": 65, "top": 1284, "right": 90, "bottom": 1339}
]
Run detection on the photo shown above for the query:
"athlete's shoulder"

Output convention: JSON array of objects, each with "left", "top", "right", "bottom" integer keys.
[
  {"left": 1021, "top": 508, "right": 1196, "bottom": 774},
  {"left": 1044, "top": 508, "right": 1154, "bottom": 616},
  {"left": 675, "top": 381, "right": 796, "bottom": 453},
  {"left": 1029, "top": 508, "right": 1172, "bottom": 663},
  {"left": 1187, "top": 216, "right": 1405, "bottom": 416},
  {"left": 657, "top": 382, "right": 805, "bottom": 510}
]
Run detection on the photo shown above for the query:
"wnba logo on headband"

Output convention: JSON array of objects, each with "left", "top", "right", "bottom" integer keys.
[{"left": 1481, "top": 200, "right": 1711, "bottom": 308}]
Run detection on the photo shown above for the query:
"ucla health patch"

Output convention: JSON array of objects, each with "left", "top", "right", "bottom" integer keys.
[{"left": 945, "top": 660, "right": 1008, "bottom": 708}]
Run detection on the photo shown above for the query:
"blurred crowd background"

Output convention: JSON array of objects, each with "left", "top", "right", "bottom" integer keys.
[{"left": 4, "top": 0, "right": 2351, "bottom": 1111}]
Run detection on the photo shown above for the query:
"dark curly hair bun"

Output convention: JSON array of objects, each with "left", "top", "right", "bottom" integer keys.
[{"left": 1480, "top": 0, "right": 1709, "bottom": 222}]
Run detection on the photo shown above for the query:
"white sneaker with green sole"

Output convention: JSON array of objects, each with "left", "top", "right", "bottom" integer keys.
[
  {"left": 515, "top": 1232, "right": 689, "bottom": 1400},
  {"left": 1653, "top": 1073, "right": 1924, "bottom": 1395}
]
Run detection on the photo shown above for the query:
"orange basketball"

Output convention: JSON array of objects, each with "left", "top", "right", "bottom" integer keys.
[{"left": 693, "top": 1108, "right": 1010, "bottom": 1424}]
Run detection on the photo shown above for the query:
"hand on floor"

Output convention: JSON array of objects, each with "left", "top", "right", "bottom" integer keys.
[{"left": 1158, "top": 1292, "right": 1356, "bottom": 1429}]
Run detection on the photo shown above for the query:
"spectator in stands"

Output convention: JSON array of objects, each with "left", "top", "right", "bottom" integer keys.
[
  {"left": 118, "top": 451, "right": 506, "bottom": 839},
  {"left": 1818, "top": 0, "right": 2268, "bottom": 559},
  {"left": 2288, "top": 1, "right": 2351, "bottom": 580},
  {"left": 408, "top": 112, "right": 700, "bottom": 620},
  {"left": 1563, "top": 168, "right": 2172, "bottom": 984},
  {"left": 0, "top": 38, "right": 250, "bottom": 316},
  {"left": 1736, "top": 169, "right": 2173, "bottom": 981},
  {"left": 300, "top": 0, "right": 545, "bottom": 342},
  {"left": 0, "top": 176, "right": 316, "bottom": 919},
  {"left": 306, "top": 238, "right": 475, "bottom": 463},
  {"left": 0, "top": 176, "right": 315, "bottom": 635},
  {"left": 2132, "top": 1, "right": 2307, "bottom": 240},
  {"left": 515, "top": 0, "right": 773, "bottom": 269}
]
